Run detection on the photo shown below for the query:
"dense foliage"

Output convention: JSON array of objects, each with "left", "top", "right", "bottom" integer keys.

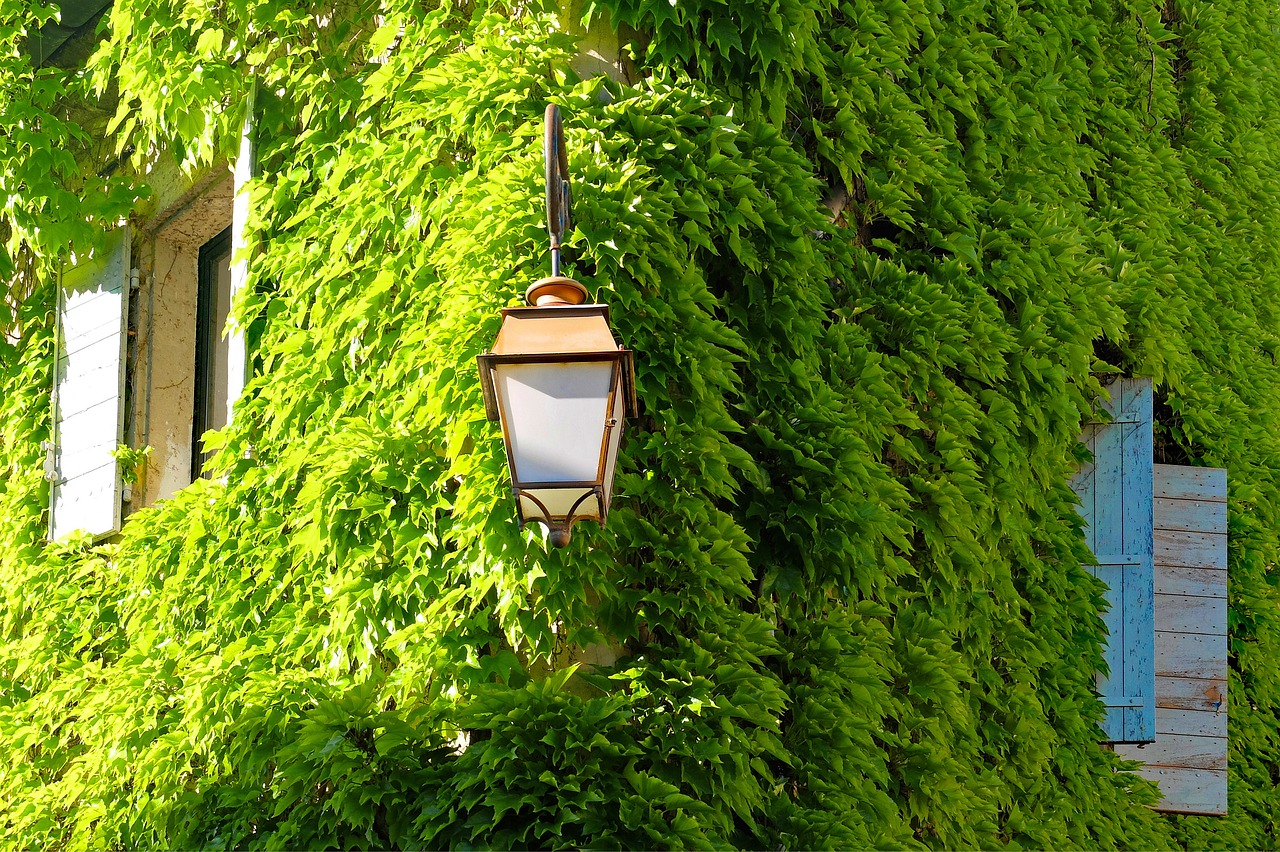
[{"left": 2, "top": 0, "right": 1280, "bottom": 847}]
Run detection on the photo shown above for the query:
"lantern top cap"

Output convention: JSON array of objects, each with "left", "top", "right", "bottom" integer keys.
[
  {"left": 526, "top": 276, "right": 589, "bottom": 307},
  {"left": 489, "top": 303, "right": 619, "bottom": 357}
]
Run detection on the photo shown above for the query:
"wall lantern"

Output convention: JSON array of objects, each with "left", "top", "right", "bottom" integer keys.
[{"left": 477, "top": 105, "right": 636, "bottom": 547}]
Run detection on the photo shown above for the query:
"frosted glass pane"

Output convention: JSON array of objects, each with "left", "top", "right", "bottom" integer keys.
[
  {"left": 496, "top": 362, "right": 612, "bottom": 483},
  {"left": 520, "top": 489, "right": 601, "bottom": 523}
]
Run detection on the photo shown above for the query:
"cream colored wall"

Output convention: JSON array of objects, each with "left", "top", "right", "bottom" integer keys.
[
  {"left": 137, "top": 239, "right": 197, "bottom": 504},
  {"left": 130, "top": 156, "right": 233, "bottom": 507},
  {"left": 558, "top": 0, "right": 633, "bottom": 84}
]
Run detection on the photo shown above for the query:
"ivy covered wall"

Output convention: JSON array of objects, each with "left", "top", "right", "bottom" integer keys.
[{"left": 2, "top": 0, "right": 1280, "bottom": 847}]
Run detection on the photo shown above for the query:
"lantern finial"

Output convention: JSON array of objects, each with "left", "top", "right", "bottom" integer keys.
[{"left": 526, "top": 276, "right": 589, "bottom": 307}]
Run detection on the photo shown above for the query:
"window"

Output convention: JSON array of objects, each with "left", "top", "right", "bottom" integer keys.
[
  {"left": 133, "top": 170, "right": 235, "bottom": 506},
  {"left": 48, "top": 166, "right": 241, "bottom": 539},
  {"left": 48, "top": 94, "right": 255, "bottom": 539},
  {"left": 1072, "top": 377, "right": 1229, "bottom": 815}
]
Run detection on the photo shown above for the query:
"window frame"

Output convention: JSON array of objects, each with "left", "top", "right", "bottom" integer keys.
[{"left": 192, "top": 225, "right": 234, "bottom": 479}]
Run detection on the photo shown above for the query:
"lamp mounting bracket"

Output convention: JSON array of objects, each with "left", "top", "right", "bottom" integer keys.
[{"left": 545, "top": 104, "right": 571, "bottom": 278}]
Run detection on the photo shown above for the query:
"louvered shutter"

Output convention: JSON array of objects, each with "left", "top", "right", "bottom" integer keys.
[
  {"left": 49, "top": 229, "right": 130, "bottom": 541},
  {"left": 1071, "top": 377, "right": 1156, "bottom": 742},
  {"left": 1115, "top": 464, "right": 1228, "bottom": 815}
]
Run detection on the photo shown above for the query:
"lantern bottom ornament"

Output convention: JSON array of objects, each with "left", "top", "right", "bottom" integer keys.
[{"left": 477, "top": 276, "right": 636, "bottom": 546}]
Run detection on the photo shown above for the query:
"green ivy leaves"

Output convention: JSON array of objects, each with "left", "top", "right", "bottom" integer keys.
[{"left": 2, "top": 0, "right": 1280, "bottom": 848}]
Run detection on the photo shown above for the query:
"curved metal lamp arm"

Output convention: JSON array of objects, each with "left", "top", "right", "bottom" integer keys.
[{"left": 544, "top": 104, "right": 571, "bottom": 277}]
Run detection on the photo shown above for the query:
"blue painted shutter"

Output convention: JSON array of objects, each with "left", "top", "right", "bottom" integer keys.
[
  {"left": 1071, "top": 377, "right": 1156, "bottom": 743},
  {"left": 49, "top": 229, "right": 130, "bottom": 541}
]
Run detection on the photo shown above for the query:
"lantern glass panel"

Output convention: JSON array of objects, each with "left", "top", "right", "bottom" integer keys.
[
  {"left": 519, "top": 489, "right": 601, "bottom": 523},
  {"left": 494, "top": 361, "right": 612, "bottom": 484}
]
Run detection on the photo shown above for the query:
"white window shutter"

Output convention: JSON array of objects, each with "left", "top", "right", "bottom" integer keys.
[
  {"left": 49, "top": 229, "right": 131, "bottom": 541},
  {"left": 225, "top": 81, "right": 256, "bottom": 427},
  {"left": 1071, "top": 377, "right": 1156, "bottom": 742},
  {"left": 1116, "top": 464, "right": 1228, "bottom": 815}
]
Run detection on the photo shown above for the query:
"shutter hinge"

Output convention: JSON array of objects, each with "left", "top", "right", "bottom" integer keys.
[{"left": 41, "top": 440, "right": 57, "bottom": 482}]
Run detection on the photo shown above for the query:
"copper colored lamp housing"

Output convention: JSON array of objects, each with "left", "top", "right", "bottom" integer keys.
[{"left": 477, "top": 277, "right": 636, "bottom": 547}]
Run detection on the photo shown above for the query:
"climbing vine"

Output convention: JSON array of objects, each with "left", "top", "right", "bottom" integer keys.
[{"left": 1, "top": 0, "right": 1279, "bottom": 848}]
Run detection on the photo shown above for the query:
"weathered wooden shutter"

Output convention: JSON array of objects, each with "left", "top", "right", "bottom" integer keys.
[
  {"left": 1071, "top": 377, "right": 1155, "bottom": 742},
  {"left": 1115, "top": 464, "right": 1228, "bottom": 815},
  {"left": 49, "top": 229, "right": 131, "bottom": 541}
]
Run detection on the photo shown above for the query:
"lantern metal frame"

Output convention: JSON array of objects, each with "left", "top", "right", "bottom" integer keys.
[{"left": 477, "top": 309, "right": 636, "bottom": 541}]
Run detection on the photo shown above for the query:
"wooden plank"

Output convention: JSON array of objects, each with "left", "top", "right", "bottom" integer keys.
[
  {"left": 1070, "top": 424, "right": 1097, "bottom": 536},
  {"left": 1115, "top": 733, "right": 1225, "bottom": 770},
  {"left": 60, "top": 282, "right": 124, "bottom": 323},
  {"left": 1119, "top": 379, "right": 1155, "bottom": 742},
  {"left": 1157, "top": 706, "right": 1226, "bottom": 738},
  {"left": 1091, "top": 553, "right": 1142, "bottom": 566},
  {"left": 55, "top": 440, "right": 118, "bottom": 484},
  {"left": 1094, "top": 561, "right": 1125, "bottom": 733},
  {"left": 1155, "top": 593, "right": 1226, "bottom": 635},
  {"left": 1155, "top": 528, "right": 1227, "bottom": 570},
  {"left": 1092, "top": 396, "right": 1124, "bottom": 562},
  {"left": 54, "top": 395, "right": 118, "bottom": 482},
  {"left": 56, "top": 395, "right": 119, "bottom": 446},
  {"left": 60, "top": 252, "right": 126, "bottom": 349},
  {"left": 1156, "top": 675, "right": 1227, "bottom": 712},
  {"left": 1075, "top": 424, "right": 1097, "bottom": 544},
  {"left": 1157, "top": 631, "right": 1227, "bottom": 681},
  {"left": 1153, "top": 497, "right": 1227, "bottom": 535},
  {"left": 60, "top": 302, "right": 128, "bottom": 356},
  {"left": 1136, "top": 766, "right": 1227, "bottom": 816},
  {"left": 54, "top": 377, "right": 117, "bottom": 428},
  {"left": 1091, "top": 389, "right": 1126, "bottom": 741},
  {"left": 55, "top": 335, "right": 128, "bottom": 399},
  {"left": 1155, "top": 565, "right": 1226, "bottom": 599},
  {"left": 1155, "top": 465, "right": 1228, "bottom": 503},
  {"left": 59, "top": 279, "right": 123, "bottom": 315},
  {"left": 1090, "top": 399, "right": 1121, "bottom": 562},
  {"left": 1115, "top": 377, "right": 1153, "bottom": 423},
  {"left": 50, "top": 464, "right": 119, "bottom": 541}
]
